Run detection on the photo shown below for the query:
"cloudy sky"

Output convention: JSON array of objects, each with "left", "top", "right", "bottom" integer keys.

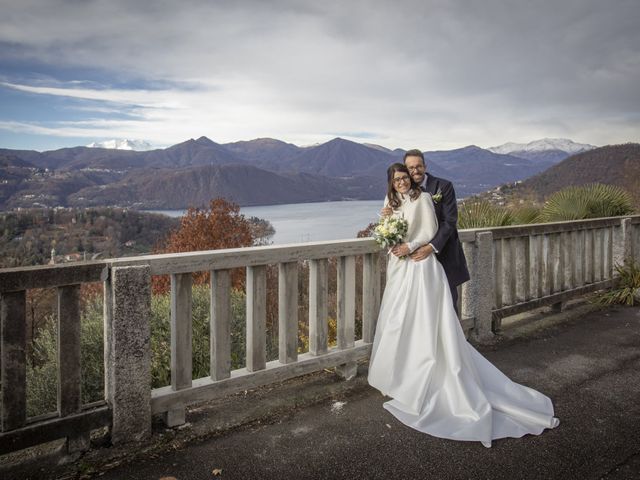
[{"left": 0, "top": 0, "right": 638, "bottom": 151}]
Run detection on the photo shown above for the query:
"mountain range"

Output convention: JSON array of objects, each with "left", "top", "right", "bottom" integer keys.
[
  {"left": 503, "top": 143, "right": 640, "bottom": 209},
  {"left": 0, "top": 136, "right": 601, "bottom": 209}
]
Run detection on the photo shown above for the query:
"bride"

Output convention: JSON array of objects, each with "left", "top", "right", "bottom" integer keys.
[{"left": 367, "top": 163, "right": 560, "bottom": 448}]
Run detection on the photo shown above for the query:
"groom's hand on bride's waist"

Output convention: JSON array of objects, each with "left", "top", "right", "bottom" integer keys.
[{"left": 410, "top": 244, "right": 434, "bottom": 261}]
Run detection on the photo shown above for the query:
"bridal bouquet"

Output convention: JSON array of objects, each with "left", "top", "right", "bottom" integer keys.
[{"left": 373, "top": 215, "right": 409, "bottom": 249}]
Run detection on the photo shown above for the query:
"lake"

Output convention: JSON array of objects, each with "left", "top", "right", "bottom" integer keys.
[{"left": 151, "top": 200, "right": 383, "bottom": 245}]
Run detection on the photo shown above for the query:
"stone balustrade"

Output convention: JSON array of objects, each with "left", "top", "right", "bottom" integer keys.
[{"left": 1, "top": 215, "right": 639, "bottom": 456}]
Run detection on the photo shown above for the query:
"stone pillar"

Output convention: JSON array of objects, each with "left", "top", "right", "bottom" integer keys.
[
  {"left": 461, "top": 241, "right": 474, "bottom": 337},
  {"left": 612, "top": 217, "right": 632, "bottom": 267},
  {"left": 105, "top": 265, "right": 152, "bottom": 445},
  {"left": 464, "top": 231, "right": 495, "bottom": 343},
  {"left": 336, "top": 362, "right": 358, "bottom": 381}
]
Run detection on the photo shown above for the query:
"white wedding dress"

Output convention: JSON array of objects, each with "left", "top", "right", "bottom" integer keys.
[{"left": 367, "top": 192, "right": 559, "bottom": 448}]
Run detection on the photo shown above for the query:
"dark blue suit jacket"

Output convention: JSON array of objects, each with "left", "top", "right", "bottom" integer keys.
[{"left": 424, "top": 175, "right": 470, "bottom": 288}]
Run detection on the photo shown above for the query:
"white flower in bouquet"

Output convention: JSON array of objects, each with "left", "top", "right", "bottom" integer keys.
[{"left": 373, "top": 215, "right": 409, "bottom": 249}]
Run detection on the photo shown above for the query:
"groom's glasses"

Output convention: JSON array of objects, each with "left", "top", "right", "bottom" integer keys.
[{"left": 393, "top": 176, "right": 411, "bottom": 185}]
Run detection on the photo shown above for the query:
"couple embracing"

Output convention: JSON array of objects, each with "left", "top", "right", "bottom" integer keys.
[{"left": 367, "top": 149, "right": 560, "bottom": 448}]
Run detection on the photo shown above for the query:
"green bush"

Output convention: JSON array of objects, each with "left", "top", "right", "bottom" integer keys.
[
  {"left": 26, "top": 296, "right": 105, "bottom": 417},
  {"left": 149, "top": 285, "right": 249, "bottom": 388},
  {"left": 457, "top": 184, "right": 634, "bottom": 230},
  {"left": 597, "top": 261, "right": 640, "bottom": 306},
  {"left": 26, "top": 286, "right": 257, "bottom": 416},
  {"left": 540, "top": 184, "right": 634, "bottom": 222},
  {"left": 458, "top": 201, "right": 514, "bottom": 229},
  {"left": 511, "top": 205, "right": 542, "bottom": 225},
  {"left": 26, "top": 319, "right": 58, "bottom": 417},
  {"left": 81, "top": 296, "right": 106, "bottom": 403}
]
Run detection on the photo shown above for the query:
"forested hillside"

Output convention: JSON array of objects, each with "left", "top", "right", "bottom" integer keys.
[
  {"left": 512, "top": 144, "right": 640, "bottom": 209},
  {"left": 0, "top": 208, "right": 179, "bottom": 267}
]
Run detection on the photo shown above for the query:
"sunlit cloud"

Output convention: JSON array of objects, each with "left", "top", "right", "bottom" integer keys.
[
  {"left": 0, "top": 0, "right": 638, "bottom": 150},
  {"left": 1, "top": 82, "right": 186, "bottom": 109}
]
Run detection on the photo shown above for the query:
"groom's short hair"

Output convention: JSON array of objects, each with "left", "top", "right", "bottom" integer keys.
[{"left": 403, "top": 149, "right": 424, "bottom": 164}]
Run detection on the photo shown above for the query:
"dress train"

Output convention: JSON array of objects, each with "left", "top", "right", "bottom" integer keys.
[{"left": 368, "top": 253, "right": 559, "bottom": 447}]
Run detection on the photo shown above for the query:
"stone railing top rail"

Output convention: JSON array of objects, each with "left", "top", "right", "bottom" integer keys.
[
  {"left": 107, "top": 238, "right": 380, "bottom": 275},
  {"left": 1, "top": 215, "right": 638, "bottom": 290},
  {"left": 0, "top": 261, "right": 108, "bottom": 293},
  {"left": 460, "top": 215, "right": 640, "bottom": 241}
]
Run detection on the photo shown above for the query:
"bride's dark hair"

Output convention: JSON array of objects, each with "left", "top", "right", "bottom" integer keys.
[{"left": 387, "top": 163, "right": 420, "bottom": 209}]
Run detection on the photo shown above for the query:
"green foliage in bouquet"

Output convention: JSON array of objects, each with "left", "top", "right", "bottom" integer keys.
[{"left": 373, "top": 216, "right": 409, "bottom": 248}]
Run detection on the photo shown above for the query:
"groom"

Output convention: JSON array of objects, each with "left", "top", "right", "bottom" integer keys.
[{"left": 387, "top": 149, "right": 470, "bottom": 314}]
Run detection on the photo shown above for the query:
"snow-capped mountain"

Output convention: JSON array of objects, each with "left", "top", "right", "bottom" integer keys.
[
  {"left": 86, "top": 139, "right": 155, "bottom": 151},
  {"left": 488, "top": 138, "right": 596, "bottom": 155},
  {"left": 487, "top": 138, "right": 597, "bottom": 165}
]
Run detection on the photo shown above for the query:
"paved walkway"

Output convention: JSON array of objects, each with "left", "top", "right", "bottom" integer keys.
[{"left": 89, "top": 305, "right": 640, "bottom": 480}]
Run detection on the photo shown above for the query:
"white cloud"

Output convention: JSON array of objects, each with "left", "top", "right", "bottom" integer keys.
[
  {"left": 1, "top": 82, "right": 184, "bottom": 108},
  {"left": 0, "top": 0, "right": 638, "bottom": 149}
]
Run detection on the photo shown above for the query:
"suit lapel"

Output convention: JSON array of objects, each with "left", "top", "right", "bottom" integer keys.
[
  {"left": 425, "top": 175, "right": 443, "bottom": 217},
  {"left": 425, "top": 175, "right": 439, "bottom": 195}
]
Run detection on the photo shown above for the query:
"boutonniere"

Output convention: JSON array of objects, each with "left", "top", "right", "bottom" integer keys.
[{"left": 431, "top": 189, "right": 443, "bottom": 204}]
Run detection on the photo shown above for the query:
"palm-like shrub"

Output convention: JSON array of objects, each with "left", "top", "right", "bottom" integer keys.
[
  {"left": 510, "top": 205, "right": 542, "bottom": 225},
  {"left": 458, "top": 201, "right": 514, "bottom": 229},
  {"left": 597, "top": 262, "right": 640, "bottom": 306},
  {"left": 540, "top": 184, "right": 634, "bottom": 222}
]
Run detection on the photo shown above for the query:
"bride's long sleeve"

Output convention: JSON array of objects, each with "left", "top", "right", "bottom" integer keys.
[{"left": 405, "top": 194, "right": 438, "bottom": 251}]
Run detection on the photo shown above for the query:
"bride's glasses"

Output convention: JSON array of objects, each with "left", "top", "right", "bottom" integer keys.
[{"left": 393, "top": 175, "right": 411, "bottom": 185}]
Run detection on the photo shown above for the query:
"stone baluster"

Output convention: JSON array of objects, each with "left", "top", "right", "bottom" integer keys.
[
  {"left": 211, "top": 269, "right": 232, "bottom": 380},
  {"left": 603, "top": 227, "right": 612, "bottom": 279},
  {"left": 594, "top": 229, "right": 604, "bottom": 282},
  {"left": 166, "top": 272, "right": 192, "bottom": 427},
  {"left": 57, "top": 284, "right": 89, "bottom": 453},
  {"left": 514, "top": 236, "right": 529, "bottom": 303},
  {"left": 502, "top": 238, "right": 514, "bottom": 306},
  {"left": 278, "top": 262, "right": 298, "bottom": 364},
  {"left": 585, "top": 229, "right": 594, "bottom": 284},
  {"left": 309, "top": 259, "right": 329, "bottom": 355},
  {"left": 494, "top": 239, "right": 503, "bottom": 310},
  {"left": 529, "top": 235, "right": 542, "bottom": 299},
  {"left": 246, "top": 265, "right": 267, "bottom": 372},
  {"left": 336, "top": 255, "right": 356, "bottom": 380},
  {"left": 362, "top": 253, "right": 381, "bottom": 344},
  {"left": 1, "top": 290, "right": 27, "bottom": 432},
  {"left": 574, "top": 230, "right": 585, "bottom": 287},
  {"left": 562, "top": 231, "right": 573, "bottom": 291}
]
